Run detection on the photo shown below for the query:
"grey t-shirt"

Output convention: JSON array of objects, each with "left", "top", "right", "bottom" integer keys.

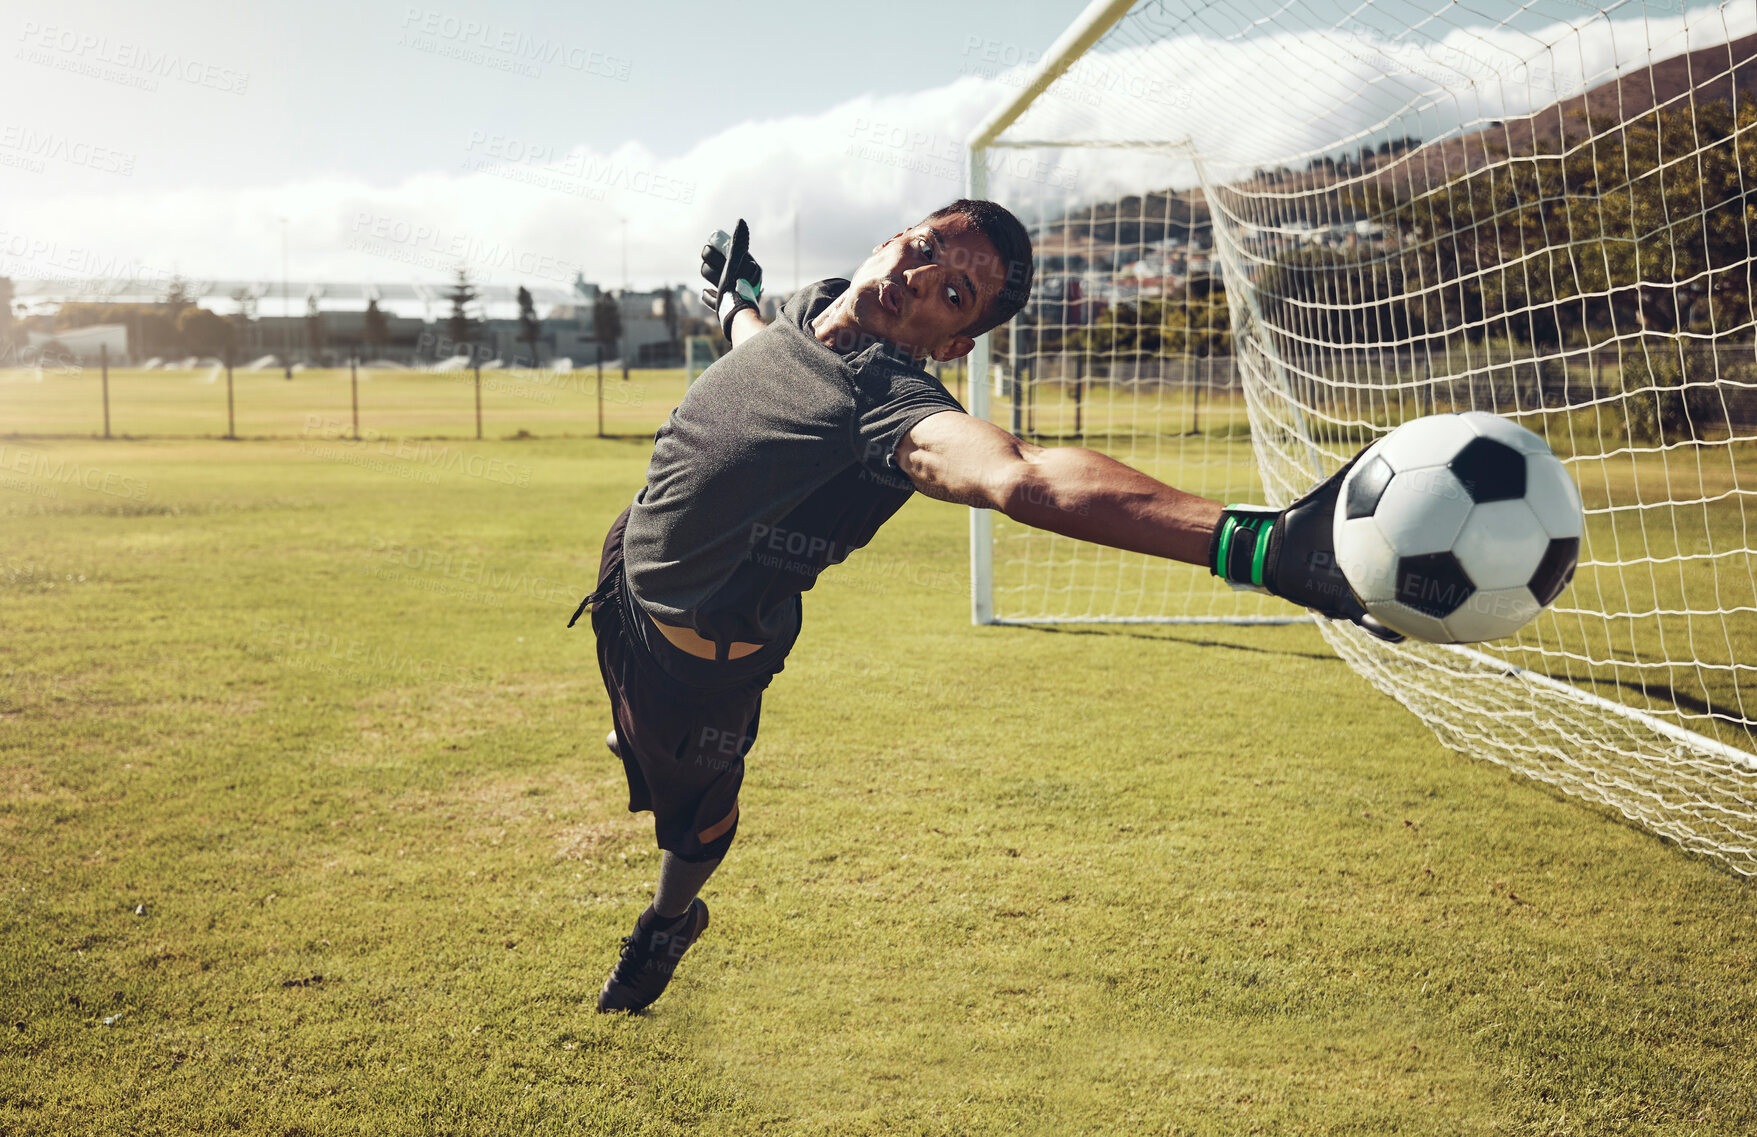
[{"left": 622, "top": 279, "right": 964, "bottom": 644}]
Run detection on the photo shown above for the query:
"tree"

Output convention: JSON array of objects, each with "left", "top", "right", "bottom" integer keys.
[
  {"left": 155, "top": 275, "right": 197, "bottom": 358},
  {"left": 445, "top": 268, "right": 478, "bottom": 362},
  {"left": 363, "top": 297, "right": 390, "bottom": 360},
  {"left": 34, "top": 338, "right": 76, "bottom": 371},
  {"left": 1068, "top": 287, "right": 1233, "bottom": 363},
  {"left": 661, "top": 286, "right": 679, "bottom": 346},
  {"left": 1360, "top": 95, "right": 1756, "bottom": 350},
  {"left": 228, "top": 287, "right": 256, "bottom": 356},
  {"left": 177, "top": 306, "right": 236, "bottom": 359},
  {"left": 162, "top": 274, "right": 195, "bottom": 319},
  {"left": 304, "top": 293, "right": 327, "bottom": 365},
  {"left": 593, "top": 290, "right": 622, "bottom": 379},
  {"left": 1161, "top": 289, "right": 1233, "bottom": 358},
  {"left": 0, "top": 277, "right": 14, "bottom": 363},
  {"left": 1329, "top": 94, "right": 1757, "bottom": 442},
  {"left": 59, "top": 302, "right": 179, "bottom": 360},
  {"left": 515, "top": 285, "right": 542, "bottom": 367},
  {"left": 1257, "top": 246, "right": 1411, "bottom": 350}
]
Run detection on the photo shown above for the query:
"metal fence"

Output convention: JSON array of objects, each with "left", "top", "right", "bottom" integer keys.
[
  {"left": 1012, "top": 342, "right": 1757, "bottom": 436},
  {"left": 0, "top": 349, "right": 975, "bottom": 442}
]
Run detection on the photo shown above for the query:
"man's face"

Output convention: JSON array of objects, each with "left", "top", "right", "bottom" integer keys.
[{"left": 843, "top": 213, "right": 1010, "bottom": 361}]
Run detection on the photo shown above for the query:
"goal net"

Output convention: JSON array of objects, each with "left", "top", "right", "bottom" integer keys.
[{"left": 969, "top": 0, "right": 1757, "bottom": 872}]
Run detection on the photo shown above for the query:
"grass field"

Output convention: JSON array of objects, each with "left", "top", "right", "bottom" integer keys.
[
  {"left": 0, "top": 364, "right": 968, "bottom": 443},
  {"left": 7, "top": 360, "right": 1751, "bottom": 740},
  {"left": 988, "top": 379, "right": 1757, "bottom": 754},
  {"left": 0, "top": 365, "right": 704, "bottom": 441},
  {"left": 5, "top": 432, "right": 1757, "bottom": 1136}
]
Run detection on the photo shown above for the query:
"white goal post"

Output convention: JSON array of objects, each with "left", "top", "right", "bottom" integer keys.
[
  {"left": 684, "top": 335, "right": 719, "bottom": 387},
  {"left": 966, "top": 0, "right": 1757, "bottom": 873}
]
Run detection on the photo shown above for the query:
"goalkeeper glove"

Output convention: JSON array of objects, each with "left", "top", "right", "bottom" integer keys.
[
  {"left": 1209, "top": 455, "right": 1406, "bottom": 642},
  {"left": 699, "top": 219, "right": 763, "bottom": 340}
]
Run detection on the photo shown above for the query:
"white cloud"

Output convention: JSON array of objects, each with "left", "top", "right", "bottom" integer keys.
[
  {"left": 3, "top": 2, "right": 1750, "bottom": 292},
  {"left": 2, "top": 76, "right": 1005, "bottom": 296},
  {"left": 997, "top": 1, "right": 1755, "bottom": 191}
]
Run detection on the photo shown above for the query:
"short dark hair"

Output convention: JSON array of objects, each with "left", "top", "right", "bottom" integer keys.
[{"left": 925, "top": 198, "right": 1034, "bottom": 337}]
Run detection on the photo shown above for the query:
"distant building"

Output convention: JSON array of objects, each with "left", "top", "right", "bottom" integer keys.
[
  {"left": 617, "top": 285, "right": 689, "bottom": 367},
  {"left": 5, "top": 275, "right": 695, "bottom": 368},
  {"left": 26, "top": 323, "right": 127, "bottom": 363}
]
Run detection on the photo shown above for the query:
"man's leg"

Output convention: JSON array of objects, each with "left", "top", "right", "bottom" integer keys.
[
  {"left": 588, "top": 527, "right": 773, "bottom": 1014},
  {"left": 594, "top": 696, "right": 749, "bottom": 1013},
  {"left": 652, "top": 851, "right": 721, "bottom": 918},
  {"left": 608, "top": 731, "right": 724, "bottom": 917},
  {"left": 596, "top": 848, "right": 726, "bottom": 1013}
]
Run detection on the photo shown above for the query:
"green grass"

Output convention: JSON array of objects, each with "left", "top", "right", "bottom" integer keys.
[
  {"left": 990, "top": 420, "right": 1757, "bottom": 755},
  {"left": 0, "top": 364, "right": 978, "bottom": 443},
  {"left": 4, "top": 437, "right": 1757, "bottom": 1135},
  {"left": 6, "top": 358, "right": 1751, "bottom": 740},
  {"left": 0, "top": 365, "right": 699, "bottom": 440}
]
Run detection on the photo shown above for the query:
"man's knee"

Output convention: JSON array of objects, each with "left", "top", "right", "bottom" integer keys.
[{"left": 696, "top": 800, "right": 739, "bottom": 849}]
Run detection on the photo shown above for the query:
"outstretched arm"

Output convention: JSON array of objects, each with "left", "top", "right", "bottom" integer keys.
[
  {"left": 728, "top": 307, "right": 766, "bottom": 348},
  {"left": 895, "top": 410, "right": 1399, "bottom": 638},
  {"left": 895, "top": 410, "right": 1221, "bottom": 565}
]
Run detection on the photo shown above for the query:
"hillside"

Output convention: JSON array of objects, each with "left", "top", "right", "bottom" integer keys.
[
  {"left": 1038, "top": 29, "right": 1757, "bottom": 247},
  {"left": 1373, "top": 30, "right": 1757, "bottom": 195}
]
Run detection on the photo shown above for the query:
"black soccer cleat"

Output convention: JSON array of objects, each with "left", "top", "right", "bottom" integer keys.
[{"left": 596, "top": 899, "right": 710, "bottom": 1013}]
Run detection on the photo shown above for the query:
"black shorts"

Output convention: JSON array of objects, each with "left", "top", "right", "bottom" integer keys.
[{"left": 581, "top": 507, "right": 799, "bottom": 862}]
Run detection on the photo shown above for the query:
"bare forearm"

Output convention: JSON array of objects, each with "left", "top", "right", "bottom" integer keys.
[
  {"left": 1001, "top": 446, "right": 1223, "bottom": 566},
  {"left": 729, "top": 307, "right": 766, "bottom": 349}
]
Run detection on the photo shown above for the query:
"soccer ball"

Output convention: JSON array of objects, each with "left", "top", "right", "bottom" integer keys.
[{"left": 1332, "top": 412, "right": 1584, "bottom": 644}]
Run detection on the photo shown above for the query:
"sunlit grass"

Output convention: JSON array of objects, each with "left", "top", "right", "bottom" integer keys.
[
  {"left": 0, "top": 365, "right": 694, "bottom": 440},
  {"left": 3, "top": 438, "right": 1755, "bottom": 1135}
]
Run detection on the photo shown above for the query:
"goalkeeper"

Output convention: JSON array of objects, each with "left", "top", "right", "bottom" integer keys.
[{"left": 577, "top": 199, "right": 1389, "bottom": 1013}]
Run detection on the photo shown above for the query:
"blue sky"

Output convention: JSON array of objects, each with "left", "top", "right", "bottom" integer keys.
[
  {"left": 5, "top": 0, "right": 1084, "bottom": 192},
  {"left": 3, "top": 1, "right": 1748, "bottom": 301},
  {"left": 0, "top": 0, "right": 1085, "bottom": 297}
]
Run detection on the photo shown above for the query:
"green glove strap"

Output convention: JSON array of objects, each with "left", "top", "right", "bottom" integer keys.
[{"left": 1210, "top": 505, "right": 1277, "bottom": 591}]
